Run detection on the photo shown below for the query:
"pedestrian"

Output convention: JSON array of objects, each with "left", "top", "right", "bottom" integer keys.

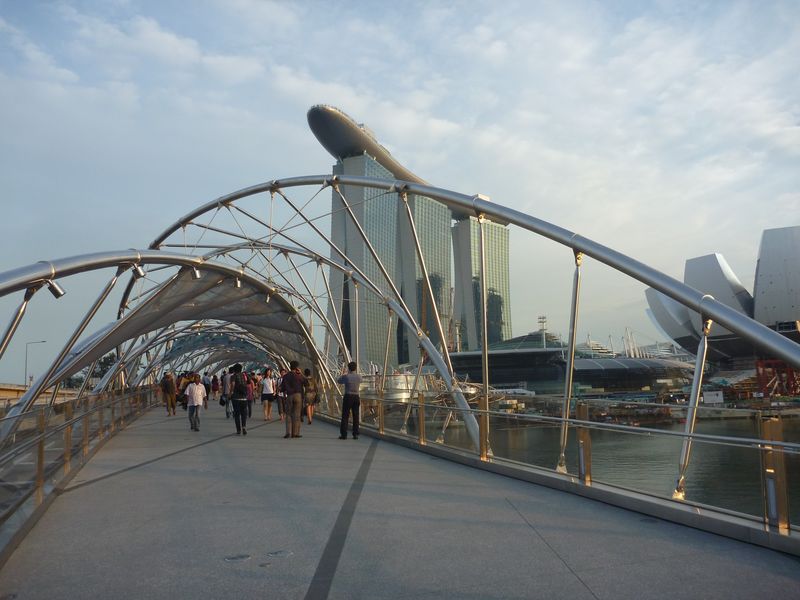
[
  {"left": 161, "top": 372, "right": 177, "bottom": 416},
  {"left": 211, "top": 374, "right": 220, "bottom": 404},
  {"left": 303, "top": 368, "right": 318, "bottom": 424},
  {"left": 185, "top": 373, "right": 207, "bottom": 432},
  {"left": 261, "top": 367, "right": 276, "bottom": 420},
  {"left": 280, "top": 361, "right": 304, "bottom": 438},
  {"left": 246, "top": 371, "right": 255, "bottom": 418},
  {"left": 338, "top": 361, "right": 362, "bottom": 439},
  {"left": 222, "top": 368, "right": 233, "bottom": 419},
  {"left": 177, "top": 373, "right": 190, "bottom": 411},
  {"left": 202, "top": 371, "right": 211, "bottom": 396},
  {"left": 230, "top": 363, "right": 249, "bottom": 435},
  {"left": 276, "top": 367, "right": 287, "bottom": 422}
]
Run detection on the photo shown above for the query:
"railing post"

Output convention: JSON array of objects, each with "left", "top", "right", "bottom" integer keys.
[
  {"left": 759, "top": 416, "right": 790, "bottom": 533},
  {"left": 378, "top": 392, "right": 385, "bottom": 435},
  {"left": 576, "top": 403, "right": 592, "bottom": 485},
  {"left": 82, "top": 398, "right": 90, "bottom": 458},
  {"left": 35, "top": 408, "right": 45, "bottom": 505},
  {"left": 418, "top": 392, "right": 426, "bottom": 446},
  {"left": 110, "top": 391, "right": 116, "bottom": 435},
  {"left": 478, "top": 214, "right": 491, "bottom": 461},
  {"left": 98, "top": 395, "right": 104, "bottom": 440},
  {"left": 381, "top": 309, "right": 393, "bottom": 395},
  {"left": 672, "top": 318, "right": 712, "bottom": 500},
  {"left": 352, "top": 279, "right": 360, "bottom": 368},
  {"left": 557, "top": 250, "right": 582, "bottom": 473},
  {"left": 63, "top": 400, "right": 73, "bottom": 475}
]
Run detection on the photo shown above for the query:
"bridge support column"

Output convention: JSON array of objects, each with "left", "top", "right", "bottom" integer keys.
[
  {"left": 417, "top": 392, "right": 426, "bottom": 446},
  {"left": 673, "top": 318, "right": 712, "bottom": 500},
  {"left": 478, "top": 215, "right": 491, "bottom": 461},
  {"left": 557, "top": 251, "right": 582, "bottom": 473},
  {"left": 576, "top": 402, "right": 592, "bottom": 484},
  {"left": 63, "top": 400, "right": 73, "bottom": 476},
  {"left": 35, "top": 409, "right": 45, "bottom": 505}
]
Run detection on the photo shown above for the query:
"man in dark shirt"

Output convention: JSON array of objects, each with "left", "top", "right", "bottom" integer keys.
[
  {"left": 337, "top": 361, "right": 362, "bottom": 439},
  {"left": 280, "top": 360, "right": 305, "bottom": 438},
  {"left": 230, "top": 363, "right": 249, "bottom": 435}
]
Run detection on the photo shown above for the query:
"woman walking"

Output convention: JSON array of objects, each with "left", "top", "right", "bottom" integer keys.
[
  {"left": 303, "top": 368, "right": 318, "bottom": 424},
  {"left": 211, "top": 374, "right": 220, "bottom": 404},
  {"left": 261, "top": 367, "right": 276, "bottom": 420}
]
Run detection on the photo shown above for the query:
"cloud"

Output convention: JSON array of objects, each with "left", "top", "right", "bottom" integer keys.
[
  {"left": 61, "top": 7, "right": 264, "bottom": 86},
  {"left": 202, "top": 53, "right": 265, "bottom": 85},
  {"left": 0, "top": 0, "right": 798, "bottom": 364},
  {"left": 0, "top": 16, "right": 78, "bottom": 82},
  {"left": 217, "top": 0, "right": 301, "bottom": 29}
]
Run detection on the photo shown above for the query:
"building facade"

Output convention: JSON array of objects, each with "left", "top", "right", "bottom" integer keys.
[
  {"left": 452, "top": 216, "right": 513, "bottom": 351},
  {"left": 327, "top": 154, "right": 453, "bottom": 370},
  {"left": 309, "top": 104, "right": 512, "bottom": 369}
]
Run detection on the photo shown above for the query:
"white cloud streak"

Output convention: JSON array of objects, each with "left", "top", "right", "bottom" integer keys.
[{"left": 0, "top": 0, "right": 797, "bottom": 379}]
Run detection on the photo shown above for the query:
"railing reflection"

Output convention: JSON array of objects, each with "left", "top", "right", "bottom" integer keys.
[
  {"left": 0, "top": 387, "right": 158, "bottom": 557},
  {"left": 320, "top": 386, "right": 799, "bottom": 541}
]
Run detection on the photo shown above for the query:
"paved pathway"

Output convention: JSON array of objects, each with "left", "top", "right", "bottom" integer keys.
[{"left": 0, "top": 406, "right": 798, "bottom": 599}]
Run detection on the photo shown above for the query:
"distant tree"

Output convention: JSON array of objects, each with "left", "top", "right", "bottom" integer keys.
[
  {"left": 92, "top": 353, "right": 117, "bottom": 378},
  {"left": 64, "top": 375, "right": 85, "bottom": 389}
]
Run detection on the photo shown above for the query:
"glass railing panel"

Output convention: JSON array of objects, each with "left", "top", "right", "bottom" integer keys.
[
  {"left": 381, "top": 399, "right": 414, "bottom": 436},
  {"left": 0, "top": 449, "right": 35, "bottom": 520},
  {"left": 678, "top": 437, "right": 762, "bottom": 518},
  {"left": 787, "top": 447, "right": 799, "bottom": 529},
  {"left": 486, "top": 410, "right": 569, "bottom": 470}
]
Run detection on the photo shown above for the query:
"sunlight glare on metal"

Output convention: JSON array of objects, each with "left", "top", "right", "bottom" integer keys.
[
  {"left": 191, "top": 267, "right": 202, "bottom": 280},
  {"left": 46, "top": 280, "right": 65, "bottom": 299}
]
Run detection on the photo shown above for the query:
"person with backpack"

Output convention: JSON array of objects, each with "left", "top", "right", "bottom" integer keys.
[{"left": 230, "top": 363, "right": 249, "bottom": 435}]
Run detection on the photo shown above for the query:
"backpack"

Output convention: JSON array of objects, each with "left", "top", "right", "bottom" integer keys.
[{"left": 232, "top": 372, "right": 248, "bottom": 398}]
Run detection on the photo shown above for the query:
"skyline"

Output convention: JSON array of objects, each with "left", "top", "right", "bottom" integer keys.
[{"left": 0, "top": 1, "right": 798, "bottom": 382}]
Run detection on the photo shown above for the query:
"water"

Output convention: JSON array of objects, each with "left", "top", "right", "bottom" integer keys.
[{"left": 383, "top": 409, "right": 800, "bottom": 524}]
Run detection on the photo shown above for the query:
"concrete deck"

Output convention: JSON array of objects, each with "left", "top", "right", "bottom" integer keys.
[{"left": 0, "top": 406, "right": 798, "bottom": 599}]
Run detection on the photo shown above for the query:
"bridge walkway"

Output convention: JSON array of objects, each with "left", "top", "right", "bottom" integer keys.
[{"left": 0, "top": 406, "right": 797, "bottom": 599}]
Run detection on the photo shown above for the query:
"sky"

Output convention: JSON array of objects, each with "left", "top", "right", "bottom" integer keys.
[{"left": 0, "top": 0, "right": 798, "bottom": 383}]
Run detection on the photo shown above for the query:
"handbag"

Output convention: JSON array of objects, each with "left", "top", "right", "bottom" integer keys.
[{"left": 219, "top": 396, "right": 225, "bottom": 407}]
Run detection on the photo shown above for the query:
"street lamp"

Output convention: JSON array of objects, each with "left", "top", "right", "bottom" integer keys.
[{"left": 25, "top": 340, "right": 46, "bottom": 388}]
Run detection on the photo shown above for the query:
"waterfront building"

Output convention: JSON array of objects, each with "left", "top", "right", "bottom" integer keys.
[
  {"left": 646, "top": 225, "right": 800, "bottom": 364},
  {"left": 452, "top": 216, "right": 512, "bottom": 351},
  {"left": 309, "top": 105, "right": 511, "bottom": 369},
  {"left": 328, "top": 154, "right": 453, "bottom": 368},
  {"left": 329, "top": 155, "right": 401, "bottom": 368}
]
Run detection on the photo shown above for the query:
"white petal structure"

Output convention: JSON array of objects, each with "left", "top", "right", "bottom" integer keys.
[
  {"left": 646, "top": 226, "right": 799, "bottom": 360},
  {"left": 684, "top": 253, "right": 754, "bottom": 337},
  {"left": 754, "top": 226, "right": 800, "bottom": 328}
]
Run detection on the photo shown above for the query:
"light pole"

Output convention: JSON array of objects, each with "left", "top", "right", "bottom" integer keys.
[{"left": 25, "top": 340, "right": 46, "bottom": 388}]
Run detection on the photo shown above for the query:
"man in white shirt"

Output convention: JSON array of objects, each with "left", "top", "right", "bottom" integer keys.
[{"left": 185, "top": 373, "right": 207, "bottom": 432}]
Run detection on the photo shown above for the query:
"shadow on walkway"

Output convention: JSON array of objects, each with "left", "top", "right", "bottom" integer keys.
[{"left": 0, "top": 406, "right": 798, "bottom": 599}]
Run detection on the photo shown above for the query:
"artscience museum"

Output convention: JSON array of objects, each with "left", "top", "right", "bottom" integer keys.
[{"left": 647, "top": 225, "right": 800, "bottom": 364}]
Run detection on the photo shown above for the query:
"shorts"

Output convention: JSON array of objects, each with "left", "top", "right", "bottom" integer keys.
[{"left": 261, "top": 393, "right": 274, "bottom": 403}]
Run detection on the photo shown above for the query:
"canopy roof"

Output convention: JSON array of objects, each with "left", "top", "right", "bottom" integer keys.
[{"left": 51, "top": 266, "right": 312, "bottom": 384}]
